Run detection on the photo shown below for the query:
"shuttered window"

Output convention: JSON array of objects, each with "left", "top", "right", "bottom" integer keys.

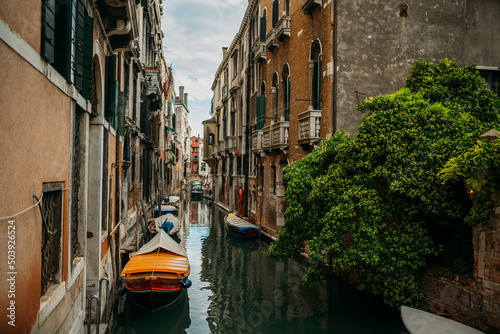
[
  {"left": 256, "top": 94, "right": 266, "bottom": 130},
  {"left": 105, "top": 55, "right": 118, "bottom": 128},
  {"left": 272, "top": 0, "right": 279, "bottom": 28},
  {"left": 284, "top": 77, "right": 290, "bottom": 121},
  {"left": 312, "top": 55, "right": 322, "bottom": 110},
  {"left": 41, "top": 0, "right": 93, "bottom": 100}
]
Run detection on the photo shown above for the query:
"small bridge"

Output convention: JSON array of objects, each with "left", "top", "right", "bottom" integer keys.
[{"left": 186, "top": 174, "right": 206, "bottom": 184}]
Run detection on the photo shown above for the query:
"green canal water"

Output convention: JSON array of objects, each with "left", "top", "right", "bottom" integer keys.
[{"left": 111, "top": 196, "right": 407, "bottom": 334}]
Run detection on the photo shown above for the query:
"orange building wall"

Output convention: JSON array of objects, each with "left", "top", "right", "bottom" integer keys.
[{"left": 0, "top": 41, "right": 72, "bottom": 333}]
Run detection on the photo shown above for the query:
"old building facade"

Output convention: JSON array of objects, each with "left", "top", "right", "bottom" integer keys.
[
  {"left": 206, "top": 0, "right": 500, "bottom": 332},
  {"left": 0, "top": 0, "right": 185, "bottom": 332}
]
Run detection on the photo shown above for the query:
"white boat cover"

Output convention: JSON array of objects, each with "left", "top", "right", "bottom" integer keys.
[
  {"left": 163, "top": 195, "right": 180, "bottom": 203},
  {"left": 135, "top": 230, "right": 186, "bottom": 257},
  {"left": 401, "top": 306, "right": 485, "bottom": 334},
  {"left": 152, "top": 213, "right": 180, "bottom": 235}
]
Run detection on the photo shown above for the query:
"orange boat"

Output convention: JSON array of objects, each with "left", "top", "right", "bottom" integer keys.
[{"left": 121, "top": 230, "right": 191, "bottom": 311}]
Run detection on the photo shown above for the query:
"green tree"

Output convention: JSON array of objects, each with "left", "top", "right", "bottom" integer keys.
[{"left": 266, "top": 59, "right": 500, "bottom": 308}]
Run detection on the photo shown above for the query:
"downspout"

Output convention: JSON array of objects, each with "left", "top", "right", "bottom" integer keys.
[
  {"left": 331, "top": 0, "right": 338, "bottom": 133},
  {"left": 114, "top": 54, "right": 122, "bottom": 302}
]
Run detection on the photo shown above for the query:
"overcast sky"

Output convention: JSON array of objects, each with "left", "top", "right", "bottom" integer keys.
[{"left": 161, "top": 0, "right": 248, "bottom": 138}]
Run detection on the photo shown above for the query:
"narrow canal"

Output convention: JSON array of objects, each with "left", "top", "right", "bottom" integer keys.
[{"left": 111, "top": 196, "right": 407, "bottom": 333}]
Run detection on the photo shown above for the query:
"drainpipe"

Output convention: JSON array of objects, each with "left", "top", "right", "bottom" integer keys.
[{"left": 331, "top": 0, "right": 338, "bottom": 133}]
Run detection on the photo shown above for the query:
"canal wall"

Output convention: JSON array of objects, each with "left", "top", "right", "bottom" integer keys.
[{"left": 419, "top": 204, "right": 500, "bottom": 334}]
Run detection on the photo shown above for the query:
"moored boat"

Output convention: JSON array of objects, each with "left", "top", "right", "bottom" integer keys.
[
  {"left": 224, "top": 213, "right": 260, "bottom": 238},
  {"left": 401, "top": 306, "right": 485, "bottom": 334},
  {"left": 148, "top": 213, "right": 180, "bottom": 236},
  {"left": 121, "top": 230, "right": 191, "bottom": 312},
  {"left": 191, "top": 182, "right": 202, "bottom": 199},
  {"left": 154, "top": 204, "right": 178, "bottom": 217},
  {"left": 163, "top": 195, "right": 180, "bottom": 208}
]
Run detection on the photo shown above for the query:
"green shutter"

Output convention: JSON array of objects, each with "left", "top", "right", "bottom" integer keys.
[
  {"left": 74, "top": 0, "right": 85, "bottom": 92},
  {"left": 41, "top": 0, "right": 56, "bottom": 63},
  {"left": 81, "top": 15, "right": 94, "bottom": 100},
  {"left": 317, "top": 55, "right": 322, "bottom": 110},
  {"left": 256, "top": 95, "right": 266, "bottom": 130},
  {"left": 285, "top": 77, "right": 290, "bottom": 121},
  {"left": 105, "top": 55, "right": 117, "bottom": 127},
  {"left": 275, "top": 86, "right": 279, "bottom": 121},
  {"left": 53, "top": 0, "right": 72, "bottom": 79}
]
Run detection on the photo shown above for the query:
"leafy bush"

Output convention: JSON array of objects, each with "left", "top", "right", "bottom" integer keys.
[{"left": 266, "top": 59, "right": 500, "bottom": 308}]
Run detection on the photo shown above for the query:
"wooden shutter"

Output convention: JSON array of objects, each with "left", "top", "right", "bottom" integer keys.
[
  {"left": 260, "top": 16, "right": 266, "bottom": 42},
  {"left": 285, "top": 77, "right": 290, "bottom": 121},
  {"left": 53, "top": 0, "right": 72, "bottom": 79},
  {"left": 81, "top": 14, "right": 94, "bottom": 100},
  {"left": 272, "top": 1, "right": 279, "bottom": 28},
  {"left": 105, "top": 55, "right": 117, "bottom": 127},
  {"left": 41, "top": 0, "right": 56, "bottom": 63}
]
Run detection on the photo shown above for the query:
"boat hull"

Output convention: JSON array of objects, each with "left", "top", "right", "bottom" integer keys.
[
  {"left": 225, "top": 213, "right": 260, "bottom": 238},
  {"left": 124, "top": 280, "right": 185, "bottom": 312}
]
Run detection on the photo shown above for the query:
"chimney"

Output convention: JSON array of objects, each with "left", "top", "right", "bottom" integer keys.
[
  {"left": 179, "top": 86, "right": 184, "bottom": 104},
  {"left": 184, "top": 93, "right": 188, "bottom": 108},
  {"left": 222, "top": 47, "right": 228, "bottom": 58}
]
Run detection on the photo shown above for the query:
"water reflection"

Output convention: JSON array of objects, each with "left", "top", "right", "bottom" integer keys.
[{"left": 112, "top": 196, "right": 406, "bottom": 334}]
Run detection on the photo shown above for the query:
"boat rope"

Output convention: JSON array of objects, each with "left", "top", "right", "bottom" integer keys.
[{"left": 150, "top": 246, "right": 161, "bottom": 278}]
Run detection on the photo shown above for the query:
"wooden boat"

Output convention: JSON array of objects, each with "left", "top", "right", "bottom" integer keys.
[
  {"left": 162, "top": 196, "right": 180, "bottom": 208},
  {"left": 224, "top": 213, "right": 260, "bottom": 238},
  {"left": 148, "top": 213, "right": 180, "bottom": 236},
  {"left": 191, "top": 182, "right": 202, "bottom": 199},
  {"left": 154, "top": 204, "right": 178, "bottom": 217},
  {"left": 401, "top": 306, "right": 485, "bottom": 334},
  {"left": 121, "top": 230, "right": 191, "bottom": 311}
]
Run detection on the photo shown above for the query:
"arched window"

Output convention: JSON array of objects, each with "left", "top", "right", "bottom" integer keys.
[
  {"left": 272, "top": 72, "right": 279, "bottom": 121},
  {"left": 282, "top": 64, "right": 290, "bottom": 121},
  {"left": 311, "top": 41, "right": 322, "bottom": 110},
  {"left": 256, "top": 82, "right": 266, "bottom": 130},
  {"left": 272, "top": 1, "right": 279, "bottom": 28},
  {"left": 260, "top": 9, "right": 267, "bottom": 43}
]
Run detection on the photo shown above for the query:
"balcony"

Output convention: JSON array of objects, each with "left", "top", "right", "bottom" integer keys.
[
  {"left": 252, "top": 39, "right": 266, "bottom": 62},
  {"left": 217, "top": 140, "right": 226, "bottom": 156},
  {"left": 262, "top": 121, "right": 289, "bottom": 152},
  {"left": 225, "top": 136, "right": 237, "bottom": 154},
  {"left": 145, "top": 67, "right": 162, "bottom": 110},
  {"left": 298, "top": 108, "right": 322, "bottom": 145},
  {"left": 252, "top": 130, "right": 263, "bottom": 153},
  {"left": 302, "top": 0, "right": 322, "bottom": 14},
  {"left": 97, "top": 0, "right": 139, "bottom": 52},
  {"left": 266, "top": 29, "right": 279, "bottom": 51},
  {"left": 275, "top": 15, "right": 291, "bottom": 41}
]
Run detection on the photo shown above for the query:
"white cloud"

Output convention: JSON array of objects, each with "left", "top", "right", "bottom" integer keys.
[{"left": 161, "top": 0, "right": 247, "bottom": 136}]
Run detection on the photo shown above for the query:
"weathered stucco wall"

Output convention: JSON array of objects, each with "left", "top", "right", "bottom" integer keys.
[
  {"left": 0, "top": 0, "right": 42, "bottom": 53},
  {"left": 335, "top": 0, "right": 500, "bottom": 134},
  {"left": 0, "top": 41, "right": 71, "bottom": 333}
]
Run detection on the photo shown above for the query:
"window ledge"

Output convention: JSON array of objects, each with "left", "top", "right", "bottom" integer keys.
[
  {"left": 39, "top": 281, "right": 66, "bottom": 325},
  {"left": 67, "top": 256, "right": 84, "bottom": 290}
]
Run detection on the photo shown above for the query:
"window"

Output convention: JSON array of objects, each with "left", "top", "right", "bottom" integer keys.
[
  {"left": 479, "top": 69, "right": 499, "bottom": 96},
  {"left": 105, "top": 55, "right": 118, "bottom": 127},
  {"left": 41, "top": 0, "right": 93, "bottom": 100},
  {"left": 311, "top": 42, "right": 322, "bottom": 110},
  {"left": 272, "top": 73, "right": 279, "bottom": 121},
  {"left": 284, "top": 0, "right": 290, "bottom": 15},
  {"left": 283, "top": 65, "right": 290, "bottom": 121},
  {"left": 233, "top": 50, "right": 238, "bottom": 78},
  {"left": 272, "top": 0, "right": 279, "bottom": 28},
  {"left": 272, "top": 165, "right": 276, "bottom": 194},
  {"left": 209, "top": 133, "right": 215, "bottom": 145},
  {"left": 260, "top": 9, "right": 267, "bottom": 42},
  {"left": 256, "top": 82, "right": 266, "bottom": 130},
  {"left": 40, "top": 183, "right": 63, "bottom": 295}
]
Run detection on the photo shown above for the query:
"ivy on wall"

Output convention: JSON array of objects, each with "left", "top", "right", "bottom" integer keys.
[{"left": 266, "top": 59, "right": 500, "bottom": 308}]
